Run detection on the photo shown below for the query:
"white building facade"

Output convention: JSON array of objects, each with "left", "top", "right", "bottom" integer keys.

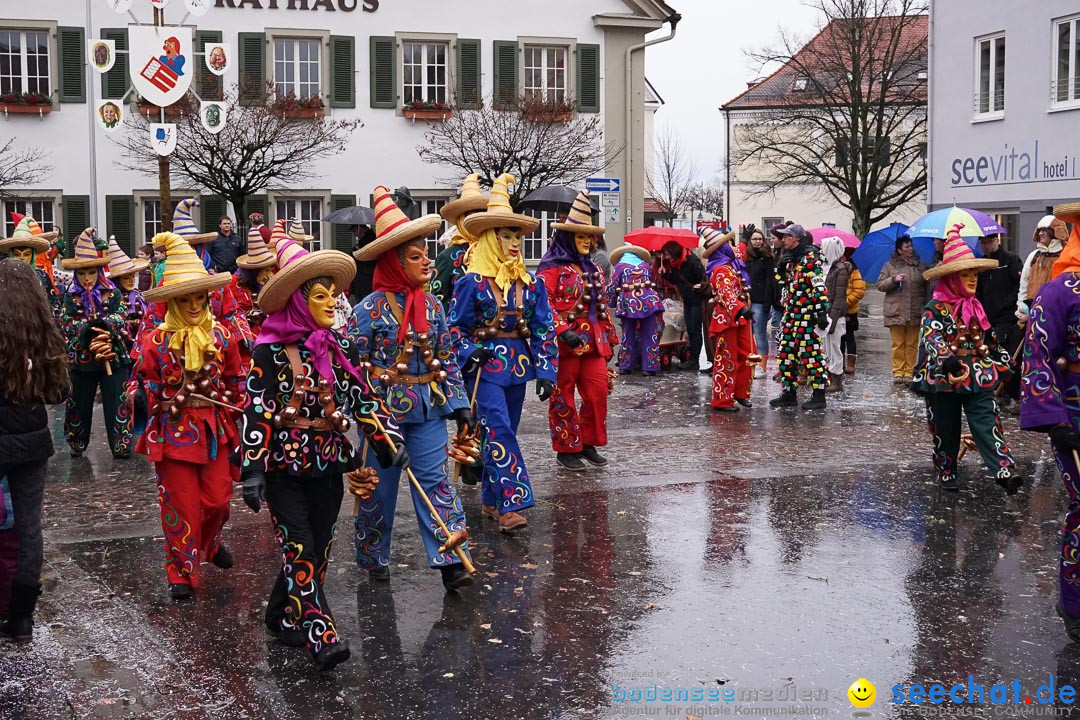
[{"left": 0, "top": 0, "right": 677, "bottom": 260}]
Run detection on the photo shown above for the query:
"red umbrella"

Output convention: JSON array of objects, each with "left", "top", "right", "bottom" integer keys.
[
  {"left": 808, "top": 226, "right": 860, "bottom": 249},
  {"left": 624, "top": 227, "right": 700, "bottom": 252}
]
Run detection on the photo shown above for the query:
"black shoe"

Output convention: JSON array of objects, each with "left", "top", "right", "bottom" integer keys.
[
  {"left": 440, "top": 565, "right": 474, "bottom": 592},
  {"left": 580, "top": 445, "right": 607, "bottom": 466},
  {"left": 1059, "top": 603, "right": 1080, "bottom": 644},
  {"left": 368, "top": 565, "right": 391, "bottom": 582},
  {"left": 682, "top": 363, "right": 700, "bottom": 373},
  {"left": 70, "top": 449, "right": 83, "bottom": 458},
  {"left": 802, "top": 389, "right": 827, "bottom": 410},
  {"left": 769, "top": 390, "right": 797, "bottom": 408},
  {"left": 1, "top": 582, "right": 39, "bottom": 642},
  {"left": 112, "top": 451, "right": 131, "bottom": 460},
  {"left": 459, "top": 462, "right": 482, "bottom": 486},
  {"left": 995, "top": 472, "right": 1023, "bottom": 496},
  {"left": 712, "top": 405, "right": 739, "bottom": 413},
  {"left": 939, "top": 474, "right": 959, "bottom": 492},
  {"left": 312, "top": 640, "right": 351, "bottom": 671},
  {"left": 169, "top": 583, "right": 194, "bottom": 601},
  {"left": 267, "top": 622, "right": 308, "bottom": 647},
  {"left": 698, "top": 364, "right": 713, "bottom": 374},
  {"left": 735, "top": 398, "right": 753, "bottom": 408},
  {"left": 556, "top": 452, "right": 587, "bottom": 471},
  {"left": 211, "top": 544, "right": 234, "bottom": 569},
  {"left": 644, "top": 371, "right": 657, "bottom": 376}
]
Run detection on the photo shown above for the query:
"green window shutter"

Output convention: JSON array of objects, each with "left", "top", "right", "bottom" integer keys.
[
  {"left": 456, "top": 39, "right": 481, "bottom": 109},
  {"left": 245, "top": 194, "right": 268, "bottom": 225},
  {"left": 330, "top": 35, "right": 356, "bottom": 109},
  {"left": 329, "top": 194, "right": 356, "bottom": 252},
  {"left": 196, "top": 30, "right": 223, "bottom": 101},
  {"left": 101, "top": 29, "right": 129, "bottom": 100},
  {"left": 57, "top": 26, "right": 86, "bottom": 103},
  {"left": 201, "top": 195, "right": 226, "bottom": 233},
  {"left": 61, "top": 195, "right": 91, "bottom": 258},
  {"left": 106, "top": 195, "right": 135, "bottom": 255},
  {"left": 493, "top": 41, "right": 518, "bottom": 109},
  {"left": 238, "top": 32, "right": 266, "bottom": 106},
  {"left": 575, "top": 43, "right": 600, "bottom": 113},
  {"left": 369, "top": 36, "right": 396, "bottom": 109}
]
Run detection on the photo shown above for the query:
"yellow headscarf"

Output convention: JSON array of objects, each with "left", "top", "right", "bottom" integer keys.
[
  {"left": 466, "top": 228, "right": 534, "bottom": 291},
  {"left": 161, "top": 299, "right": 219, "bottom": 373}
]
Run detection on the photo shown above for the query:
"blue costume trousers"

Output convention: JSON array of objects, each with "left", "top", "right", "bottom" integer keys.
[{"left": 474, "top": 380, "right": 534, "bottom": 514}]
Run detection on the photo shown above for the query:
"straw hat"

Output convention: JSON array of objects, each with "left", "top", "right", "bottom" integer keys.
[
  {"left": 173, "top": 198, "right": 217, "bottom": 244},
  {"left": 923, "top": 223, "right": 999, "bottom": 281},
  {"left": 0, "top": 216, "right": 52, "bottom": 254},
  {"left": 699, "top": 228, "right": 736, "bottom": 260},
  {"left": 62, "top": 228, "right": 111, "bottom": 269},
  {"left": 551, "top": 189, "right": 604, "bottom": 235},
  {"left": 353, "top": 185, "right": 443, "bottom": 261},
  {"left": 237, "top": 223, "right": 277, "bottom": 269},
  {"left": 459, "top": 174, "right": 540, "bottom": 236},
  {"left": 440, "top": 173, "right": 488, "bottom": 223},
  {"left": 609, "top": 243, "right": 651, "bottom": 266},
  {"left": 287, "top": 219, "right": 314, "bottom": 244},
  {"left": 143, "top": 232, "right": 232, "bottom": 301},
  {"left": 105, "top": 235, "right": 150, "bottom": 279},
  {"left": 1054, "top": 202, "right": 1080, "bottom": 220},
  {"left": 258, "top": 236, "right": 356, "bottom": 314}
]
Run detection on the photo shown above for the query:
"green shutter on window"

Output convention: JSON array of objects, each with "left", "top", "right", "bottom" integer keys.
[
  {"left": 196, "top": 30, "right": 223, "bottom": 101},
  {"left": 575, "top": 43, "right": 600, "bottom": 113},
  {"left": 369, "top": 36, "right": 396, "bottom": 109},
  {"left": 238, "top": 32, "right": 266, "bottom": 106},
  {"left": 201, "top": 195, "right": 226, "bottom": 233},
  {"left": 330, "top": 35, "right": 356, "bottom": 109},
  {"left": 245, "top": 194, "right": 268, "bottom": 226},
  {"left": 101, "top": 29, "right": 129, "bottom": 100},
  {"left": 493, "top": 41, "right": 518, "bottom": 109},
  {"left": 456, "top": 39, "right": 481, "bottom": 109},
  {"left": 329, "top": 194, "right": 356, "bottom": 252},
  {"left": 57, "top": 26, "right": 86, "bottom": 103},
  {"left": 106, "top": 195, "right": 135, "bottom": 255},
  {"left": 61, "top": 195, "right": 91, "bottom": 258}
]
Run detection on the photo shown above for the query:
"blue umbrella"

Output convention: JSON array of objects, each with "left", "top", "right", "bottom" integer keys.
[{"left": 851, "top": 222, "right": 909, "bottom": 282}]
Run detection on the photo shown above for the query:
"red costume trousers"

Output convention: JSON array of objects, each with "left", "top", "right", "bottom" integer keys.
[
  {"left": 549, "top": 351, "right": 609, "bottom": 453},
  {"left": 710, "top": 325, "right": 752, "bottom": 408},
  {"left": 155, "top": 454, "right": 232, "bottom": 585}
]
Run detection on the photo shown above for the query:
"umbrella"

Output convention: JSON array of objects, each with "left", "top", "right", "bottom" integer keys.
[
  {"left": 907, "top": 207, "right": 1006, "bottom": 240},
  {"left": 323, "top": 205, "right": 375, "bottom": 226},
  {"left": 851, "top": 222, "right": 909, "bottom": 282},
  {"left": 808, "top": 227, "right": 860, "bottom": 249},
  {"left": 519, "top": 185, "right": 600, "bottom": 216},
  {"left": 912, "top": 234, "right": 983, "bottom": 265},
  {"left": 624, "top": 227, "right": 699, "bottom": 252}
]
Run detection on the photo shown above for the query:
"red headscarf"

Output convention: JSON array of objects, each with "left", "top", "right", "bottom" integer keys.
[{"left": 373, "top": 249, "right": 429, "bottom": 344}]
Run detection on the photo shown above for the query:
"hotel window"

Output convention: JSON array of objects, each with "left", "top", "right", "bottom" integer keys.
[
  {"left": 402, "top": 41, "right": 448, "bottom": 107},
  {"left": 275, "top": 198, "right": 323, "bottom": 251},
  {"left": 974, "top": 33, "right": 1005, "bottom": 118},
  {"left": 0, "top": 29, "right": 50, "bottom": 96},
  {"left": 142, "top": 198, "right": 182, "bottom": 245},
  {"left": 523, "top": 45, "right": 567, "bottom": 104},
  {"left": 1054, "top": 14, "right": 1080, "bottom": 106},
  {"left": 3, "top": 198, "right": 55, "bottom": 237},
  {"left": 274, "top": 38, "right": 321, "bottom": 100}
]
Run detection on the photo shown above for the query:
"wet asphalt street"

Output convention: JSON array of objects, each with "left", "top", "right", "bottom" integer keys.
[{"left": 1, "top": 290, "right": 1076, "bottom": 719}]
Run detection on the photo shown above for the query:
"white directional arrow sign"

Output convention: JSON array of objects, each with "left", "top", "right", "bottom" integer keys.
[{"left": 585, "top": 178, "right": 621, "bottom": 193}]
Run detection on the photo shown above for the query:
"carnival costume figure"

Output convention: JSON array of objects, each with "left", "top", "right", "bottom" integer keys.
[
  {"left": 60, "top": 228, "right": 134, "bottom": 458},
  {"left": 240, "top": 234, "right": 403, "bottom": 671},
  {"left": 448, "top": 173, "right": 558, "bottom": 532},
  {"left": 231, "top": 222, "right": 278, "bottom": 362},
  {"left": 430, "top": 174, "right": 487, "bottom": 310},
  {"left": 606, "top": 244, "right": 662, "bottom": 375},
  {"left": 130, "top": 232, "right": 244, "bottom": 600},
  {"left": 351, "top": 186, "right": 475, "bottom": 591},
  {"left": 700, "top": 228, "right": 753, "bottom": 411},
  {"left": 912, "top": 224, "right": 1020, "bottom": 493},
  {"left": 0, "top": 216, "right": 61, "bottom": 316},
  {"left": 105, "top": 235, "right": 150, "bottom": 358},
  {"left": 537, "top": 190, "right": 617, "bottom": 472}
]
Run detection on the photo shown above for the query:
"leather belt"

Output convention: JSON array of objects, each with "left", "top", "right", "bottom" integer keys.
[
  {"left": 1064, "top": 361, "right": 1080, "bottom": 374},
  {"left": 381, "top": 369, "right": 436, "bottom": 385},
  {"left": 473, "top": 330, "right": 523, "bottom": 340},
  {"left": 283, "top": 416, "right": 332, "bottom": 431},
  {"left": 160, "top": 396, "right": 213, "bottom": 413}
]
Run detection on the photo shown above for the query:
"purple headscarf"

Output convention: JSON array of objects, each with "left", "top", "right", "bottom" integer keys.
[
  {"left": 257, "top": 289, "right": 366, "bottom": 386},
  {"left": 67, "top": 268, "right": 114, "bottom": 318},
  {"left": 537, "top": 230, "right": 598, "bottom": 274},
  {"left": 124, "top": 288, "right": 147, "bottom": 317},
  {"left": 706, "top": 242, "right": 750, "bottom": 286}
]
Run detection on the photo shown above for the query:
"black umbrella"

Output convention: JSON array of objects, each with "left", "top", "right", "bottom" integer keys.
[
  {"left": 392, "top": 186, "right": 422, "bottom": 220},
  {"left": 519, "top": 185, "right": 600, "bottom": 216},
  {"left": 323, "top": 205, "right": 375, "bottom": 226}
]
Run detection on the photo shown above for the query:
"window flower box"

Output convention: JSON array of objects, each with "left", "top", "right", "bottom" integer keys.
[
  {"left": 274, "top": 107, "right": 324, "bottom": 119},
  {"left": 520, "top": 97, "right": 576, "bottom": 124},
  {"left": 403, "top": 102, "right": 451, "bottom": 121},
  {"left": 0, "top": 92, "right": 53, "bottom": 116},
  {"left": 137, "top": 102, "right": 187, "bottom": 120},
  {"left": 273, "top": 92, "right": 325, "bottom": 120}
]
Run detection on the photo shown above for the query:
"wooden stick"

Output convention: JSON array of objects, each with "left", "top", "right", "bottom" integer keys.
[
  {"left": 353, "top": 437, "right": 369, "bottom": 518},
  {"left": 450, "top": 370, "right": 484, "bottom": 485},
  {"left": 189, "top": 393, "right": 243, "bottom": 414}
]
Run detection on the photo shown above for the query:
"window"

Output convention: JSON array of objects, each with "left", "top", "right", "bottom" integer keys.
[
  {"left": 3, "top": 198, "right": 55, "bottom": 237},
  {"left": 523, "top": 210, "right": 558, "bottom": 263},
  {"left": 792, "top": 74, "right": 808, "bottom": 91},
  {"left": 524, "top": 45, "right": 567, "bottom": 104},
  {"left": 142, "top": 198, "right": 182, "bottom": 244},
  {"left": 402, "top": 41, "right": 448, "bottom": 106},
  {"left": 275, "top": 198, "right": 323, "bottom": 250},
  {"left": 274, "top": 38, "right": 321, "bottom": 100},
  {"left": 761, "top": 217, "right": 785, "bottom": 233},
  {"left": 1054, "top": 14, "right": 1080, "bottom": 106},
  {"left": 974, "top": 33, "right": 1005, "bottom": 117},
  {"left": 0, "top": 29, "right": 50, "bottom": 96},
  {"left": 408, "top": 197, "right": 449, "bottom": 259},
  {"left": 993, "top": 212, "right": 1019, "bottom": 254}
]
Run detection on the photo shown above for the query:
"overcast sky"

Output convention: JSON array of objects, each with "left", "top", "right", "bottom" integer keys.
[{"left": 643, "top": 0, "right": 825, "bottom": 184}]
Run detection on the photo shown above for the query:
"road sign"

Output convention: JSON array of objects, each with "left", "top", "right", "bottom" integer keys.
[
  {"left": 586, "top": 178, "right": 620, "bottom": 193},
  {"left": 601, "top": 193, "right": 619, "bottom": 208},
  {"left": 605, "top": 207, "right": 620, "bottom": 223}
]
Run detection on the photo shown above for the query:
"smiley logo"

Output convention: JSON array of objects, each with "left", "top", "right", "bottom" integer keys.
[{"left": 848, "top": 679, "right": 876, "bottom": 709}]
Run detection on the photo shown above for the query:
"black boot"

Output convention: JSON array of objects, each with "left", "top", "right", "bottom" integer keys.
[
  {"left": 769, "top": 389, "right": 797, "bottom": 408},
  {"left": 556, "top": 453, "right": 587, "bottom": 471},
  {"left": 459, "top": 462, "right": 482, "bottom": 486},
  {"left": 802, "top": 389, "right": 827, "bottom": 410},
  {"left": 1059, "top": 603, "right": 1080, "bottom": 644},
  {"left": 995, "top": 470, "right": 1023, "bottom": 496},
  {"left": 580, "top": 446, "right": 608, "bottom": 466},
  {"left": 440, "top": 565, "right": 474, "bottom": 592},
  {"left": 368, "top": 565, "right": 391, "bottom": 582},
  {"left": 2, "top": 582, "right": 41, "bottom": 642},
  {"left": 211, "top": 544, "right": 234, "bottom": 569},
  {"left": 735, "top": 398, "right": 753, "bottom": 408},
  {"left": 312, "top": 639, "right": 351, "bottom": 671},
  {"left": 169, "top": 582, "right": 194, "bottom": 601}
]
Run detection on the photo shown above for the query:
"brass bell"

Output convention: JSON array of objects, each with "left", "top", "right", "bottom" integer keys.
[
  {"left": 340, "top": 417, "right": 351, "bottom": 432},
  {"left": 395, "top": 362, "right": 408, "bottom": 373},
  {"left": 203, "top": 350, "right": 215, "bottom": 360},
  {"left": 949, "top": 345, "right": 959, "bottom": 352},
  {"left": 319, "top": 394, "right": 332, "bottom": 406},
  {"left": 174, "top": 392, "right": 187, "bottom": 405},
  {"left": 520, "top": 328, "right": 532, "bottom": 339},
  {"left": 418, "top": 333, "right": 430, "bottom": 343},
  {"left": 197, "top": 378, "right": 211, "bottom": 391},
  {"left": 575, "top": 303, "right": 585, "bottom": 313},
  {"left": 567, "top": 313, "right": 577, "bottom": 322},
  {"left": 405, "top": 330, "right": 415, "bottom": 340},
  {"left": 296, "top": 374, "right": 307, "bottom": 385},
  {"left": 185, "top": 382, "right": 196, "bottom": 393},
  {"left": 168, "top": 406, "right": 181, "bottom": 419},
  {"left": 404, "top": 346, "right": 415, "bottom": 355},
  {"left": 317, "top": 378, "right": 330, "bottom": 391},
  {"left": 598, "top": 303, "right": 608, "bottom": 312},
  {"left": 222, "top": 390, "right": 233, "bottom": 401},
  {"left": 430, "top": 358, "right": 442, "bottom": 371},
  {"left": 282, "top": 406, "right": 299, "bottom": 422},
  {"left": 209, "top": 390, "right": 220, "bottom": 401},
  {"left": 272, "top": 414, "right": 283, "bottom": 428},
  {"left": 422, "top": 349, "right": 433, "bottom": 359},
  {"left": 379, "top": 373, "right": 391, "bottom": 385},
  {"left": 435, "top": 370, "right": 448, "bottom": 383}
]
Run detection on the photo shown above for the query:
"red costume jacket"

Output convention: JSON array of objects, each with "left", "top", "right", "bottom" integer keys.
[
  {"left": 537, "top": 264, "right": 617, "bottom": 360},
  {"left": 708, "top": 265, "right": 750, "bottom": 334}
]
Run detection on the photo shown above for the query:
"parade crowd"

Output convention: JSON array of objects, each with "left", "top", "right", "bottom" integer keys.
[{"left": 1, "top": 177, "right": 1080, "bottom": 662}]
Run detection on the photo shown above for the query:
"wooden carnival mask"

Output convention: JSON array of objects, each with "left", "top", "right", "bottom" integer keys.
[
  {"left": 306, "top": 282, "right": 337, "bottom": 329},
  {"left": 496, "top": 227, "right": 523, "bottom": 259},
  {"left": 175, "top": 291, "right": 209, "bottom": 326},
  {"left": 10, "top": 247, "right": 34, "bottom": 264}
]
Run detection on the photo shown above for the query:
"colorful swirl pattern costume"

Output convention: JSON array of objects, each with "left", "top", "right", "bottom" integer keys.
[{"left": 607, "top": 257, "right": 663, "bottom": 373}]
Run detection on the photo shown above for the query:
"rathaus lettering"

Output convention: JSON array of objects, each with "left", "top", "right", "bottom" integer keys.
[{"left": 214, "top": 0, "right": 379, "bottom": 11}]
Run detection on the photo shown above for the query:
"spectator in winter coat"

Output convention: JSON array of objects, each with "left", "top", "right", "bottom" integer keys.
[
  {"left": 746, "top": 228, "right": 776, "bottom": 378},
  {"left": 841, "top": 247, "right": 865, "bottom": 375},
  {"left": 821, "top": 236, "right": 851, "bottom": 393},
  {"left": 1016, "top": 215, "right": 1069, "bottom": 323},
  {"left": 208, "top": 216, "right": 243, "bottom": 274},
  {"left": 659, "top": 240, "right": 710, "bottom": 371},
  {"left": 877, "top": 235, "right": 930, "bottom": 383},
  {"left": 976, "top": 233, "right": 1023, "bottom": 409}
]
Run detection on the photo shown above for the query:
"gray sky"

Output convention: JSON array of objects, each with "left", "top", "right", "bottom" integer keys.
[{"left": 644, "top": 0, "right": 824, "bottom": 184}]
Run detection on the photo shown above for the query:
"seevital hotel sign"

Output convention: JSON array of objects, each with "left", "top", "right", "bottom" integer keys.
[{"left": 213, "top": 0, "right": 379, "bottom": 10}]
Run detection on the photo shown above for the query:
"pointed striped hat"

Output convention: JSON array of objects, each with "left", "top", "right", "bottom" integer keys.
[
  {"left": 62, "top": 227, "right": 111, "bottom": 269},
  {"left": 923, "top": 224, "right": 999, "bottom": 281},
  {"left": 105, "top": 235, "right": 150, "bottom": 279},
  {"left": 699, "top": 228, "right": 737, "bottom": 260},
  {"left": 440, "top": 173, "right": 488, "bottom": 223},
  {"left": 172, "top": 198, "right": 217, "bottom": 244},
  {"left": 551, "top": 189, "right": 604, "bottom": 235},
  {"left": 0, "top": 216, "right": 52, "bottom": 254},
  {"left": 258, "top": 235, "right": 355, "bottom": 314},
  {"left": 143, "top": 231, "right": 232, "bottom": 301},
  {"left": 237, "top": 222, "right": 277, "bottom": 269},
  {"left": 287, "top": 219, "right": 314, "bottom": 244},
  {"left": 461, "top": 173, "right": 540, "bottom": 236},
  {"left": 353, "top": 185, "right": 443, "bottom": 261}
]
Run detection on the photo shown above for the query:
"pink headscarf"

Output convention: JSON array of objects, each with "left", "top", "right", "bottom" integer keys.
[{"left": 932, "top": 273, "right": 989, "bottom": 331}]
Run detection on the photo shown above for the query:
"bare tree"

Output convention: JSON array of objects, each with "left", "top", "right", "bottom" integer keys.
[
  {"left": 114, "top": 83, "right": 361, "bottom": 223},
  {"left": 0, "top": 139, "right": 50, "bottom": 199},
  {"left": 733, "top": 0, "right": 927, "bottom": 236},
  {"left": 646, "top": 127, "right": 697, "bottom": 226},
  {"left": 686, "top": 178, "right": 725, "bottom": 219},
  {"left": 417, "top": 96, "right": 618, "bottom": 206}
]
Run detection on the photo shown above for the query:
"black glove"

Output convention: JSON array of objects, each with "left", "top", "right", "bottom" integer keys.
[
  {"left": 241, "top": 470, "right": 267, "bottom": 513},
  {"left": 942, "top": 355, "right": 964, "bottom": 375},
  {"left": 1049, "top": 424, "right": 1080, "bottom": 453},
  {"left": 460, "top": 461, "right": 483, "bottom": 486},
  {"left": 454, "top": 407, "right": 476, "bottom": 435},
  {"left": 559, "top": 330, "right": 584, "bottom": 348},
  {"left": 815, "top": 313, "right": 829, "bottom": 331},
  {"left": 463, "top": 347, "right": 493, "bottom": 373},
  {"left": 741, "top": 223, "right": 757, "bottom": 241},
  {"left": 132, "top": 382, "right": 149, "bottom": 433},
  {"left": 736, "top": 306, "right": 754, "bottom": 322},
  {"left": 374, "top": 431, "right": 411, "bottom": 469},
  {"left": 536, "top": 378, "right": 554, "bottom": 401}
]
